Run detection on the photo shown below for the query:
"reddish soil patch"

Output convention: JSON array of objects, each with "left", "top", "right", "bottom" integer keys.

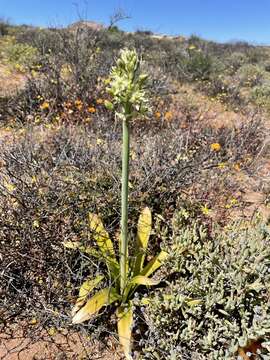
[{"left": 0, "top": 325, "right": 123, "bottom": 360}]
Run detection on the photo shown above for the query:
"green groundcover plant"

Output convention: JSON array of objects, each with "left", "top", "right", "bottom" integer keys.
[
  {"left": 142, "top": 215, "right": 270, "bottom": 359},
  {"left": 64, "top": 48, "right": 168, "bottom": 359}
]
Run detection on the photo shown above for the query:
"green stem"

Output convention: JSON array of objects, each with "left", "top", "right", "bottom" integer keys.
[{"left": 120, "top": 117, "right": 130, "bottom": 295}]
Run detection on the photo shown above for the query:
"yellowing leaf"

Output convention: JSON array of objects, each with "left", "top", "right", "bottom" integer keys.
[
  {"left": 88, "top": 213, "right": 119, "bottom": 279},
  {"left": 89, "top": 213, "right": 115, "bottom": 259},
  {"left": 134, "top": 207, "right": 152, "bottom": 275},
  {"left": 137, "top": 207, "right": 152, "bottom": 252},
  {"left": 129, "top": 275, "right": 159, "bottom": 287},
  {"left": 124, "top": 275, "right": 159, "bottom": 300},
  {"left": 72, "top": 287, "right": 120, "bottom": 324},
  {"left": 63, "top": 241, "right": 102, "bottom": 259},
  {"left": 72, "top": 275, "right": 104, "bottom": 316},
  {"left": 117, "top": 303, "right": 133, "bottom": 360},
  {"left": 141, "top": 250, "right": 169, "bottom": 278}
]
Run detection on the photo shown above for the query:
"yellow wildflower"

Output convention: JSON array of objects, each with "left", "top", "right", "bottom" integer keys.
[
  {"left": 218, "top": 162, "right": 226, "bottom": 169},
  {"left": 231, "top": 198, "right": 238, "bottom": 205},
  {"left": 201, "top": 204, "right": 211, "bottom": 216},
  {"left": 130, "top": 150, "right": 136, "bottom": 160},
  {"left": 40, "top": 101, "right": 50, "bottom": 110},
  {"left": 210, "top": 143, "right": 221, "bottom": 152},
  {"left": 31, "top": 70, "right": 37, "bottom": 77},
  {"left": 104, "top": 77, "right": 111, "bottom": 85},
  {"left": 96, "top": 98, "right": 103, "bottom": 104},
  {"left": 48, "top": 327, "right": 57, "bottom": 336},
  {"left": 29, "top": 318, "right": 38, "bottom": 325},
  {"left": 33, "top": 220, "right": 40, "bottom": 228},
  {"left": 4, "top": 181, "right": 16, "bottom": 193},
  {"left": 225, "top": 197, "right": 238, "bottom": 209}
]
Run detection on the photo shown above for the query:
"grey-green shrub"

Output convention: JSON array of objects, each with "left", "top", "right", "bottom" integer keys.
[
  {"left": 142, "top": 214, "right": 270, "bottom": 359},
  {"left": 251, "top": 82, "right": 270, "bottom": 110},
  {"left": 226, "top": 51, "right": 249, "bottom": 73},
  {"left": 236, "top": 64, "right": 266, "bottom": 87}
]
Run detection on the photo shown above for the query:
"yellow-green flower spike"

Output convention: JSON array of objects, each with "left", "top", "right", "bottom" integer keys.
[{"left": 106, "top": 48, "right": 150, "bottom": 120}]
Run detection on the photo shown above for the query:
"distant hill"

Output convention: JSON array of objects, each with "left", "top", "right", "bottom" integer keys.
[{"left": 68, "top": 21, "right": 105, "bottom": 31}]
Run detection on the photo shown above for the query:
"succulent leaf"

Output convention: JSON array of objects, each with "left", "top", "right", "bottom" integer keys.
[
  {"left": 117, "top": 302, "right": 133, "bottom": 360},
  {"left": 140, "top": 250, "right": 169, "bottom": 278},
  {"left": 89, "top": 213, "right": 119, "bottom": 279},
  {"left": 72, "top": 275, "right": 104, "bottom": 316},
  {"left": 72, "top": 287, "right": 120, "bottom": 324},
  {"left": 134, "top": 207, "right": 152, "bottom": 275}
]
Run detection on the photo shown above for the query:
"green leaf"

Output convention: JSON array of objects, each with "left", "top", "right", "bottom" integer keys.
[
  {"left": 140, "top": 250, "right": 169, "bottom": 278},
  {"left": 133, "top": 207, "right": 152, "bottom": 275},
  {"left": 117, "top": 302, "right": 133, "bottom": 360},
  {"left": 72, "top": 287, "right": 120, "bottom": 324},
  {"left": 72, "top": 275, "right": 104, "bottom": 316}
]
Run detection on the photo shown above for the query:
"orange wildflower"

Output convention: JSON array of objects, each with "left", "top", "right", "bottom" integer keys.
[
  {"left": 155, "top": 111, "right": 161, "bottom": 119},
  {"left": 164, "top": 111, "right": 173, "bottom": 121},
  {"left": 88, "top": 106, "right": 96, "bottom": 113},
  {"left": 75, "top": 99, "right": 83, "bottom": 110},
  {"left": 233, "top": 163, "right": 241, "bottom": 171},
  {"left": 64, "top": 101, "right": 72, "bottom": 108}
]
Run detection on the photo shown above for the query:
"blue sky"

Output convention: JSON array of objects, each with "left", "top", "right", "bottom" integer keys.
[{"left": 0, "top": 0, "right": 270, "bottom": 44}]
